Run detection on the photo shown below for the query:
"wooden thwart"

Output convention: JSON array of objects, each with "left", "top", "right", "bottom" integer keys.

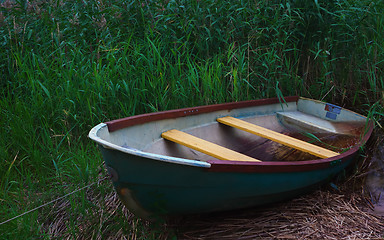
[
  {"left": 217, "top": 116, "right": 339, "bottom": 159},
  {"left": 161, "top": 129, "right": 261, "bottom": 162}
]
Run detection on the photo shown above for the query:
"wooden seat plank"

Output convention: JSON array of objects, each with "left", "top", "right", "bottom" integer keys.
[
  {"left": 217, "top": 116, "right": 339, "bottom": 159},
  {"left": 161, "top": 129, "right": 261, "bottom": 162}
]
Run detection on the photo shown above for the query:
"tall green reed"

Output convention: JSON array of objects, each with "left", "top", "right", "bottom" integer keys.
[{"left": 1, "top": 0, "right": 384, "bottom": 238}]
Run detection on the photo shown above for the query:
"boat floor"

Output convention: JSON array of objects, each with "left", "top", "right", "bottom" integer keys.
[{"left": 144, "top": 113, "right": 365, "bottom": 162}]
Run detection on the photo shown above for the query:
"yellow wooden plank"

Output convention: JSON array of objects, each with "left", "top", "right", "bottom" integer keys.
[
  {"left": 161, "top": 129, "right": 261, "bottom": 162},
  {"left": 217, "top": 116, "right": 339, "bottom": 159}
]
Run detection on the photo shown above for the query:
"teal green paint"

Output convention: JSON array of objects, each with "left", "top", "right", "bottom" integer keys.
[{"left": 101, "top": 147, "right": 353, "bottom": 216}]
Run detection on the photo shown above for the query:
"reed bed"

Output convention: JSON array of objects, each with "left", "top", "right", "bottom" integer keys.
[{"left": 1, "top": 0, "right": 384, "bottom": 238}]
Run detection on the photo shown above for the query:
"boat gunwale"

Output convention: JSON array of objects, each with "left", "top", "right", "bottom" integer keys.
[
  {"left": 89, "top": 96, "right": 374, "bottom": 173},
  {"left": 105, "top": 96, "right": 300, "bottom": 132},
  {"left": 88, "top": 123, "right": 212, "bottom": 168}
]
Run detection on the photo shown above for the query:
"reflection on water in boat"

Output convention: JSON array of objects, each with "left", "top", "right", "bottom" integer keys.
[
  {"left": 147, "top": 119, "right": 366, "bottom": 163},
  {"left": 236, "top": 119, "right": 365, "bottom": 162},
  {"left": 365, "top": 131, "right": 384, "bottom": 216},
  {"left": 243, "top": 131, "right": 361, "bottom": 162}
]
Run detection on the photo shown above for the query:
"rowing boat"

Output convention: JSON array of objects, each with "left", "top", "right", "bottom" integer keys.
[{"left": 89, "top": 96, "right": 373, "bottom": 218}]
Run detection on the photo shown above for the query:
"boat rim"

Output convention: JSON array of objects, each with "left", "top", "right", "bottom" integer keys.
[
  {"left": 88, "top": 97, "right": 374, "bottom": 170},
  {"left": 88, "top": 123, "right": 212, "bottom": 168}
]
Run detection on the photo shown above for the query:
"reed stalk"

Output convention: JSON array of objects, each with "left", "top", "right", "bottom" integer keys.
[{"left": 0, "top": 0, "right": 383, "bottom": 238}]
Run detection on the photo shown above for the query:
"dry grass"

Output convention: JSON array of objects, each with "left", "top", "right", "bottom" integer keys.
[
  {"left": 42, "top": 171, "right": 384, "bottom": 239},
  {"left": 172, "top": 189, "right": 384, "bottom": 239},
  {"left": 39, "top": 176, "right": 172, "bottom": 239},
  {"left": 39, "top": 134, "right": 384, "bottom": 239}
]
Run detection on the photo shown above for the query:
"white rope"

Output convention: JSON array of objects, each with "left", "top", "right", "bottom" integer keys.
[{"left": 0, "top": 177, "right": 107, "bottom": 226}]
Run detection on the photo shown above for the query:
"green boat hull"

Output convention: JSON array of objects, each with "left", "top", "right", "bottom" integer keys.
[
  {"left": 101, "top": 146, "right": 355, "bottom": 217},
  {"left": 89, "top": 97, "right": 373, "bottom": 218}
]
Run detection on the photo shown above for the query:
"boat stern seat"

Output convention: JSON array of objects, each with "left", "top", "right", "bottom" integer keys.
[{"left": 277, "top": 111, "right": 339, "bottom": 134}]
